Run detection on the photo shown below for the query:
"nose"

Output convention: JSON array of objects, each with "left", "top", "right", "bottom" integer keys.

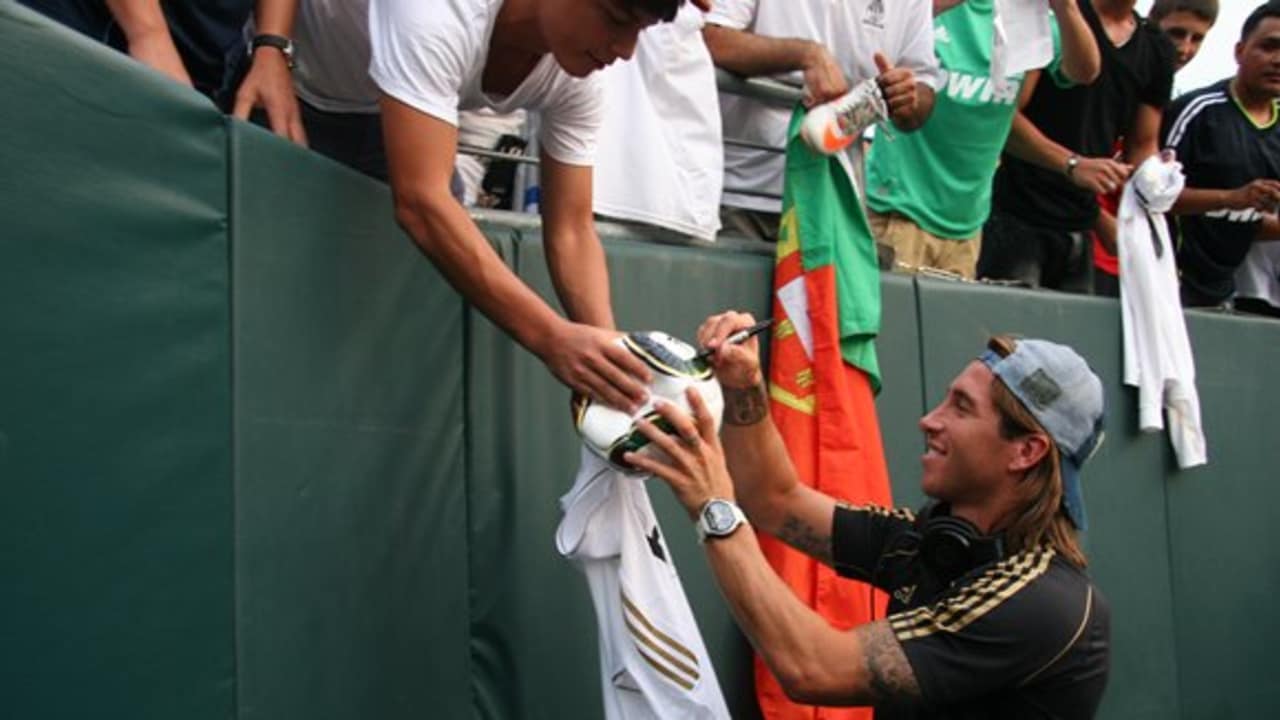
[{"left": 919, "top": 405, "right": 942, "bottom": 434}]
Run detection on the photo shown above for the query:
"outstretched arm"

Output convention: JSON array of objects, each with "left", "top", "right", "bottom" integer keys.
[
  {"left": 380, "top": 97, "right": 649, "bottom": 410},
  {"left": 625, "top": 385, "right": 922, "bottom": 707},
  {"left": 538, "top": 156, "right": 614, "bottom": 328}
]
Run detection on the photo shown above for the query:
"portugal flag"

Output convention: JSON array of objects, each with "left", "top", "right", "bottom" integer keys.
[{"left": 756, "top": 109, "right": 893, "bottom": 720}]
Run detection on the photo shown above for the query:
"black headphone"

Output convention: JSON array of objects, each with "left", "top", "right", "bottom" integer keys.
[{"left": 910, "top": 502, "right": 1005, "bottom": 587}]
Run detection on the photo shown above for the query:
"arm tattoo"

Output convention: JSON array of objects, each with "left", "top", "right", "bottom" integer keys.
[
  {"left": 857, "top": 622, "right": 922, "bottom": 706},
  {"left": 778, "top": 514, "right": 833, "bottom": 565},
  {"left": 723, "top": 383, "right": 768, "bottom": 426}
]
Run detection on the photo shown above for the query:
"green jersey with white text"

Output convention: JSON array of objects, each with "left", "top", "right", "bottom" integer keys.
[{"left": 865, "top": 0, "right": 1063, "bottom": 238}]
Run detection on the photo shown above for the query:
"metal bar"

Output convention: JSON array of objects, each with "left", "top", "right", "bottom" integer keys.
[
  {"left": 457, "top": 143, "right": 540, "bottom": 165},
  {"left": 714, "top": 69, "right": 803, "bottom": 108}
]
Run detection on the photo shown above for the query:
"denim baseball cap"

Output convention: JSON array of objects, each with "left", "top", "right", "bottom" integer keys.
[{"left": 979, "top": 339, "right": 1105, "bottom": 531}]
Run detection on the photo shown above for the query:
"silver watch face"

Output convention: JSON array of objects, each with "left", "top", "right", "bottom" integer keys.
[{"left": 704, "top": 501, "right": 738, "bottom": 534}]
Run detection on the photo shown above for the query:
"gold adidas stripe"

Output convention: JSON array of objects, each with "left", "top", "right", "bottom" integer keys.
[
  {"left": 621, "top": 593, "right": 701, "bottom": 690},
  {"left": 635, "top": 643, "right": 695, "bottom": 691},
  {"left": 891, "top": 547, "right": 1056, "bottom": 641},
  {"left": 624, "top": 616, "right": 700, "bottom": 684},
  {"left": 891, "top": 549, "right": 1045, "bottom": 637}
]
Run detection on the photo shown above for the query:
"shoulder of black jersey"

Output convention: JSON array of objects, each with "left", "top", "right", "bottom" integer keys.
[
  {"left": 1164, "top": 80, "right": 1233, "bottom": 148},
  {"left": 888, "top": 545, "right": 1089, "bottom": 642}
]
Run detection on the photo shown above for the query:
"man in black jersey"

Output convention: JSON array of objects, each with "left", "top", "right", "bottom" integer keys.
[
  {"left": 626, "top": 312, "right": 1111, "bottom": 719},
  {"left": 1165, "top": 1, "right": 1280, "bottom": 311},
  {"left": 979, "top": 0, "right": 1176, "bottom": 293}
]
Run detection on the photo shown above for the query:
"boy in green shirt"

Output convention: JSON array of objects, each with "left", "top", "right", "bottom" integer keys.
[{"left": 864, "top": 0, "right": 1099, "bottom": 278}]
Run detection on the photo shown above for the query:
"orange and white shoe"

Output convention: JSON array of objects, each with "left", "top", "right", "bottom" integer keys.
[{"left": 799, "top": 77, "right": 887, "bottom": 155}]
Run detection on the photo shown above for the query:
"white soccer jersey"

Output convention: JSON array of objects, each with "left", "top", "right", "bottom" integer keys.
[
  {"left": 1118, "top": 158, "right": 1207, "bottom": 468},
  {"left": 556, "top": 448, "right": 730, "bottom": 720}
]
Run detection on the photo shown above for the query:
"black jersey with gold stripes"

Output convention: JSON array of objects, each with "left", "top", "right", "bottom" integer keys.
[{"left": 832, "top": 504, "right": 1110, "bottom": 719}]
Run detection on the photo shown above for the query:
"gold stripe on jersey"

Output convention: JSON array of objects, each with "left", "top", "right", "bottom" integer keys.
[
  {"left": 835, "top": 501, "right": 916, "bottom": 523},
  {"left": 890, "top": 546, "right": 1056, "bottom": 641},
  {"left": 622, "top": 592, "right": 701, "bottom": 689},
  {"left": 624, "top": 616, "right": 700, "bottom": 685},
  {"left": 635, "top": 643, "right": 696, "bottom": 691}
]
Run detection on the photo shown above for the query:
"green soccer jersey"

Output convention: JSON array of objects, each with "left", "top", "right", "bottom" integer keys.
[{"left": 865, "top": 0, "right": 1063, "bottom": 239}]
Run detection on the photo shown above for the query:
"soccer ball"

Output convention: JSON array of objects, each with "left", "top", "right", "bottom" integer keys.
[{"left": 573, "top": 331, "right": 725, "bottom": 473}]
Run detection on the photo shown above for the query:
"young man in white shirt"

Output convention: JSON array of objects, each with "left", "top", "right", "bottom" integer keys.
[
  {"left": 371, "top": 0, "right": 707, "bottom": 412},
  {"left": 703, "top": 0, "right": 943, "bottom": 240}
]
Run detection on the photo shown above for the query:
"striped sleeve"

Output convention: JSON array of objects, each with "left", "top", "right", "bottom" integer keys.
[
  {"left": 890, "top": 548, "right": 1099, "bottom": 706},
  {"left": 831, "top": 503, "right": 915, "bottom": 586}
]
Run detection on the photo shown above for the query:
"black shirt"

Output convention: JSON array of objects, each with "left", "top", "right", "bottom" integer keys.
[
  {"left": 18, "top": 0, "right": 254, "bottom": 109},
  {"left": 1164, "top": 79, "right": 1280, "bottom": 305},
  {"left": 832, "top": 504, "right": 1111, "bottom": 719},
  {"left": 992, "top": 0, "right": 1175, "bottom": 232}
]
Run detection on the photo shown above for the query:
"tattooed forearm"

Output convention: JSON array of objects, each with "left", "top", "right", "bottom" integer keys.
[
  {"left": 858, "top": 622, "right": 922, "bottom": 706},
  {"left": 778, "top": 514, "right": 833, "bottom": 564},
  {"left": 723, "top": 383, "right": 768, "bottom": 426}
]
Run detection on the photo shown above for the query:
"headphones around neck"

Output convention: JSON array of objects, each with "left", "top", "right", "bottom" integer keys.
[{"left": 912, "top": 502, "right": 1005, "bottom": 586}]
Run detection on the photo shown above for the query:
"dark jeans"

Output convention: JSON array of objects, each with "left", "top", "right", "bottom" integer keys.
[
  {"left": 298, "top": 99, "right": 388, "bottom": 182},
  {"left": 978, "top": 210, "right": 1094, "bottom": 294}
]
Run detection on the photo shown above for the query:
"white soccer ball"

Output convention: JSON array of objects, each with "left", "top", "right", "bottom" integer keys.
[{"left": 573, "top": 331, "right": 725, "bottom": 473}]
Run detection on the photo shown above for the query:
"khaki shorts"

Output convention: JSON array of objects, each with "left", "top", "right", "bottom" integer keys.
[{"left": 868, "top": 209, "right": 981, "bottom": 280}]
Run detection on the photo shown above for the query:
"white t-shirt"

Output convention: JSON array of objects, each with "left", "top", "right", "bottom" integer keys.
[
  {"left": 1235, "top": 241, "right": 1280, "bottom": 311},
  {"left": 593, "top": 5, "right": 724, "bottom": 240},
  {"left": 294, "top": 0, "right": 379, "bottom": 113},
  {"left": 557, "top": 449, "right": 730, "bottom": 720},
  {"left": 708, "top": 0, "right": 942, "bottom": 211},
  {"left": 369, "top": 0, "right": 602, "bottom": 166}
]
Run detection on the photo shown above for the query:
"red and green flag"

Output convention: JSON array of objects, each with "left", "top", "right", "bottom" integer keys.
[{"left": 755, "top": 108, "right": 893, "bottom": 720}]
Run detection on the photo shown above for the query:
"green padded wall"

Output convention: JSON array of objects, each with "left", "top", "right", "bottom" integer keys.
[
  {"left": 0, "top": 4, "right": 234, "bottom": 718},
  {"left": 914, "top": 278, "right": 1181, "bottom": 720},
  {"left": 466, "top": 228, "right": 772, "bottom": 719},
  {"left": 229, "top": 125, "right": 471, "bottom": 720},
  {"left": 1169, "top": 312, "right": 1280, "bottom": 719},
  {"left": 877, "top": 274, "right": 928, "bottom": 509}
]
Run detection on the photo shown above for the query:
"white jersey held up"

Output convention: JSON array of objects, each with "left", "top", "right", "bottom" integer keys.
[
  {"left": 1118, "top": 155, "right": 1207, "bottom": 468},
  {"left": 556, "top": 449, "right": 731, "bottom": 720}
]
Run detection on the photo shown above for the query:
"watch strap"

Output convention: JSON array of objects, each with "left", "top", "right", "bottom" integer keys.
[
  {"left": 696, "top": 499, "right": 748, "bottom": 543},
  {"left": 251, "top": 33, "right": 294, "bottom": 69}
]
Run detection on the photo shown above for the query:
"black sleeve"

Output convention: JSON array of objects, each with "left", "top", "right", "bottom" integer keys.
[
  {"left": 830, "top": 504, "right": 915, "bottom": 587},
  {"left": 890, "top": 550, "right": 1098, "bottom": 707},
  {"left": 1141, "top": 28, "right": 1176, "bottom": 109}
]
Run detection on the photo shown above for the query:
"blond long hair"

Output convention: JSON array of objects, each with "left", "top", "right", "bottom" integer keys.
[{"left": 987, "top": 336, "right": 1088, "bottom": 568}]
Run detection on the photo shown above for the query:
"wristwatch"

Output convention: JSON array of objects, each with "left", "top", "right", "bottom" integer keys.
[
  {"left": 251, "top": 33, "right": 295, "bottom": 70},
  {"left": 696, "top": 498, "right": 748, "bottom": 543},
  {"left": 1064, "top": 154, "right": 1081, "bottom": 178}
]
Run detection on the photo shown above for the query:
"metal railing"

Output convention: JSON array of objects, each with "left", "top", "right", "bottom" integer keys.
[{"left": 454, "top": 68, "right": 805, "bottom": 222}]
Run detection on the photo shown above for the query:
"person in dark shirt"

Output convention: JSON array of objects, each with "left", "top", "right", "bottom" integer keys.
[
  {"left": 18, "top": 0, "right": 305, "bottom": 144},
  {"left": 1165, "top": 1, "right": 1280, "bottom": 309},
  {"left": 981, "top": 0, "right": 1176, "bottom": 293},
  {"left": 628, "top": 312, "right": 1111, "bottom": 718}
]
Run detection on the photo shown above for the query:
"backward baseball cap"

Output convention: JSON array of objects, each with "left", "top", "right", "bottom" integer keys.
[{"left": 979, "top": 339, "right": 1105, "bottom": 531}]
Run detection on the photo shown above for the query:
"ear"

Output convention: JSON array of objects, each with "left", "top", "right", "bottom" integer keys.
[
  {"left": 1007, "top": 433, "right": 1051, "bottom": 474},
  {"left": 1236, "top": 39, "right": 1245, "bottom": 66}
]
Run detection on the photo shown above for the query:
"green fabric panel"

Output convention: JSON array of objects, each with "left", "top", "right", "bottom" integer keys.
[
  {"left": 229, "top": 125, "right": 471, "bottom": 720},
  {"left": 914, "top": 279, "right": 1181, "bottom": 720},
  {"left": 466, "top": 231, "right": 770, "bottom": 719},
  {"left": 782, "top": 109, "right": 882, "bottom": 384},
  {"left": 1168, "top": 312, "right": 1280, "bottom": 719},
  {"left": 876, "top": 274, "right": 928, "bottom": 509},
  {"left": 0, "top": 5, "right": 233, "bottom": 719}
]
